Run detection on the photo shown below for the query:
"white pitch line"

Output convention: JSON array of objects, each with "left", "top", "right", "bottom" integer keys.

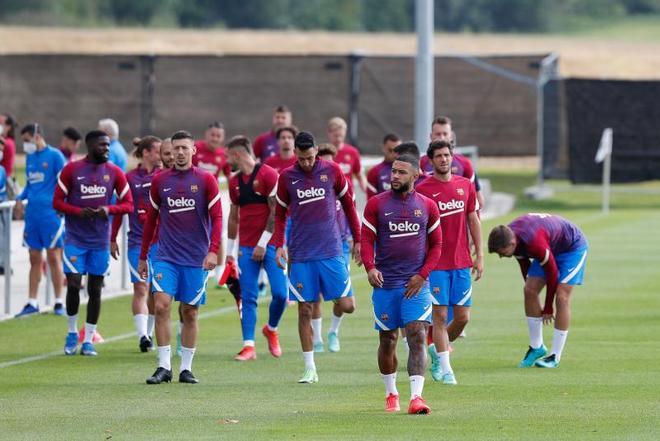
[{"left": 0, "top": 272, "right": 368, "bottom": 370}]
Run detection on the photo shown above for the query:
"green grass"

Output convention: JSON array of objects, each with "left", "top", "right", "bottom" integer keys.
[
  {"left": 1, "top": 172, "right": 660, "bottom": 440},
  {"left": 554, "top": 14, "right": 660, "bottom": 40}
]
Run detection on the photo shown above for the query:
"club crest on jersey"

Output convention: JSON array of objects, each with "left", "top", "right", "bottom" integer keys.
[
  {"left": 190, "top": 184, "right": 198, "bottom": 193},
  {"left": 457, "top": 188, "right": 464, "bottom": 195},
  {"left": 103, "top": 174, "right": 110, "bottom": 182},
  {"left": 451, "top": 166, "right": 458, "bottom": 174},
  {"left": 320, "top": 174, "right": 328, "bottom": 182},
  {"left": 414, "top": 209, "right": 422, "bottom": 217}
]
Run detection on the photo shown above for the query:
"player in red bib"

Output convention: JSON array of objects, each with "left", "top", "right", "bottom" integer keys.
[
  {"left": 264, "top": 126, "right": 297, "bottom": 172},
  {"left": 416, "top": 140, "right": 483, "bottom": 384},
  {"left": 327, "top": 117, "right": 366, "bottom": 193},
  {"left": 366, "top": 133, "right": 401, "bottom": 199},
  {"left": 192, "top": 121, "right": 231, "bottom": 180},
  {"left": 253, "top": 105, "right": 293, "bottom": 162},
  {"left": 139, "top": 130, "right": 223, "bottom": 385},
  {"left": 362, "top": 150, "right": 442, "bottom": 414},
  {"left": 226, "top": 136, "right": 288, "bottom": 361},
  {"left": 53, "top": 130, "right": 133, "bottom": 357}
]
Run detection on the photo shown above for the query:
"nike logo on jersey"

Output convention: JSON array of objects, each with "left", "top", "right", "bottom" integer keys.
[
  {"left": 432, "top": 192, "right": 441, "bottom": 197},
  {"left": 292, "top": 179, "right": 301, "bottom": 185},
  {"left": 384, "top": 212, "right": 394, "bottom": 216},
  {"left": 77, "top": 176, "right": 85, "bottom": 180},
  {"left": 163, "top": 188, "right": 171, "bottom": 192}
]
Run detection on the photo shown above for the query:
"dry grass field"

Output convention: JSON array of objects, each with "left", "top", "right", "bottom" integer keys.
[{"left": 1, "top": 26, "right": 660, "bottom": 79}]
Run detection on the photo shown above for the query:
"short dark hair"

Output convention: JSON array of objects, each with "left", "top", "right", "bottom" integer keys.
[
  {"left": 1, "top": 113, "right": 17, "bottom": 138},
  {"left": 207, "top": 121, "right": 224, "bottom": 130},
  {"left": 133, "top": 135, "right": 162, "bottom": 158},
  {"left": 426, "top": 139, "right": 453, "bottom": 159},
  {"left": 394, "top": 141, "right": 420, "bottom": 159},
  {"left": 171, "top": 130, "right": 194, "bottom": 142},
  {"left": 85, "top": 129, "right": 108, "bottom": 145},
  {"left": 383, "top": 133, "right": 400, "bottom": 144},
  {"left": 294, "top": 131, "right": 315, "bottom": 150},
  {"left": 63, "top": 126, "right": 82, "bottom": 142},
  {"left": 276, "top": 126, "right": 298, "bottom": 140},
  {"left": 317, "top": 143, "right": 337, "bottom": 158},
  {"left": 21, "top": 123, "right": 43, "bottom": 138},
  {"left": 431, "top": 116, "right": 452, "bottom": 127},
  {"left": 395, "top": 153, "right": 419, "bottom": 171},
  {"left": 488, "top": 225, "right": 515, "bottom": 253},
  {"left": 227, "top": 135, "right": 252, "bottom": 154},
  {"left": 274, "top": 105, "right": 291, "bottom": 114}
]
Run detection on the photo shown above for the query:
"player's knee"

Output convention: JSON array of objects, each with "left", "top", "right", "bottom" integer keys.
[
  {"left": 298, "top": 302, "right": 313, "bottom": 321},
  {"left": 29, "top": 251, "right": 43, "bottom": 266},
  {"left": 379, "top": 332, "right": 397, "bottom": 351},
  {"left": 154, "top": 299, "right": 170, "bottom": 317},
  {"left": 181, "top": 306, "right": 198, "bottom": 323},
  {"left": 339, "top": 299, "right": 355, "bottom": 314},
  {"left": 66, "top": 274, "right": 82, "bottom": 290},
  {"left": 523, "top": 285, "right": 539, "bottom": 298},
  {"left": 555, "top": 292, "right": 571, "bottom": 309},
  {"left": 46, "top": 251, "right": 61, "bottom": 267}
]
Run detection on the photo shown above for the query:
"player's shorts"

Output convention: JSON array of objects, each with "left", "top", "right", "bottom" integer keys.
[
  {"left": 372, "top": 285, "right": 432, "bottom": 331},
  {"left": 24, "top": 214, "right": 64, "bottom": 250},
  {"left": 342, "top": 239, "right": 351, "bottom": 270},
  {"left": 238, "top": 245, "right": 287, "bottom": 300},
  {"left": 62, "top": 244, "right": 110, "bottom": 276},
  {"left": 127, "top": 245, "right": 159, "bottom": 284},
  {"left": 429, "top": 268, "right": 473, "bottom": 307},
  {"left": 288, "top": 256, "right": 353, "bottom": 303},
  {"left": 150, "top": 258, "right": 208, "bottom": 306},
  {"left": 528, "top": 246, "right": 588, "bottom": 285}
]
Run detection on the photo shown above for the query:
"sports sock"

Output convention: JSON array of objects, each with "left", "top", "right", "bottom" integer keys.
[
  {"left": 551, "top": 328, "right": 568, "bottom": 361},
  {"left": 266, "top": 324, "right": 277, "bottom": 332},
  {"left": 381, "top": 373, "right": 398, "bottom": 396},
  {"left": 302, "top": 351, "right": 316, "bottom": 370},
  {"left": 134, "top": 313, "right": 148, "bottom": 338},
  {"left": 84, "top": 323, "right": 97, "bottom": 344},
  {"left": 437, "top": 350, "right": 452, "bottom": 374},
  {"left": 54, "top": 297, "right": 63, "bottom": 306},
  {"left": 402, "top": 336, "right": 409, "bottom": 353},
  {"left": 329, "top": 313, "right": 343, "bottom": 335},
  {"left": 177, "top": 321, "right": 183, "bottom": 336},
  {"left": 28, "top": 298, "right": 39, "bottom": 308},
  {"left": 180, "top": 346, "right": 196, "bottom": 372},
  {"left": 158, "top": 345, "right": 172, "bottom": 370},
  {"left": 243, "top": 340, "right": 255, "bottom": 347},
  {"left": 147, "top": 314, "right": 155, "bottom": 337},
  {"left": 311, "top": 318, "right": 323, "bottom": 343},
  {"left": 526, "top": 316, "right": 544, "bottom": 348},
  {"left": 409, "top": 375, "right": 425, "bottom": 399},
  {"left": 67, "top": 314, "right": 78, "bottom": 333}
]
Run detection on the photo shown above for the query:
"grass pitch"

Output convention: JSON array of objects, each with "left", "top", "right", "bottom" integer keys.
[{"left": 1, "top": 172, "right": 659, "bottom": 440}]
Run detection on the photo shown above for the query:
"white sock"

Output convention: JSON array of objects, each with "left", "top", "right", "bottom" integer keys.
[
  {"left": 147, "top": 314, "right": 155, "bottom": 337},
  {"left": 402, "top": 336, "right": 409, "bottom": 354},
  {"left": 311, "top": 318, "right": 323, "bottom": 343},
  {"left": 158, "top": 345, "right": 172, "bottom": 370},
  {"left": 67, "top": 314, "right": 78, "bottom": 333},
  {"left": 437, "top": 350, "right": 452, "bottom": 374},
  {"left": 84, "top": 323, "right": 97, "bottom": 344},
  {"left": 180, "top": 346, "right": 196, "bottom": 372},
  {"left": 551, "top": 328, "right": 569, "bottom": 361},
  {"left": 134, "top": 314, "right": 148, "bottom": 338},
  {"left": 303, "top": 351, "right": 316, "bottom": 370},
  {"left": 526, "top": 316, "right": 544, "bottom": 349},
  {"left": 243, "top": 340, "right": 255, "bottom": 347},
  {"left": 329, "top": 313, "right": 343, "bottom": 335},
  {"left": 381, "top": 373, "right": 398, "bottom": 397},
  {"left": 267, "top": 324, "right": 277, "bottom": 332},
  {"left": 409, "top": 375, "right": 425, "bottom": 399},
  {"left": 54, "top": 297, "right": 63, "bottom": 306},
  {"left": 28, "top": 298, "right": 38, "bottom": 308}
]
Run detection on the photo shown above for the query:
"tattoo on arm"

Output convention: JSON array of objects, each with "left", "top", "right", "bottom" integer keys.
[{"left": 265, "top": 196, "right": 276, "bottom": 233}]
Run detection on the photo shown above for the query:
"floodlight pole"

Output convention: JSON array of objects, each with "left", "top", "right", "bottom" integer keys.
[{"left": 414, "top": 0, "right": 434, "bottom": 151}]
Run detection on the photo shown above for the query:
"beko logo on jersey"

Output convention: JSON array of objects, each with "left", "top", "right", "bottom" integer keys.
[
  {"left": 297, "top": 187, "right": 326, "bottom": 205},
  {"left": 438, "top": 199, "right": 464, "bottom": 211},
  {"left": 167, "top": 197, "right": 196, "bottom": 213},
  {"left": 388, "top": 221, "right": 420, "bottom": 238},
  {"left": 80, "top": 184, "right": 107, "bottom": 199}
]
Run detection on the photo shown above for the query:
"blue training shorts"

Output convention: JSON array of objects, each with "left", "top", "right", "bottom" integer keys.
[
  {"left": 372, "top": 285, "right": 432, "bottom": 331},
  {"left": 429, "top": 268, "right": 473, "bottom": 307},
  {"left": 150, "top": 258, "right": 208, "bottom": 306},
  {"left": 528, "top": 246, "right": 588, "bottom": 285},
  {"left": 63, "top": 244, "right": 110, "bottom": 276},
  {"left": 288, "top": 256, "right": 353, "bottom": 303},
  {"left": 24, "top": 214, "right": 64, "bottom": 250}
]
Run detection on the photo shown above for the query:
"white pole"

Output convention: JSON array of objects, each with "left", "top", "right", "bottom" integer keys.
[
  {"left": 602, "top": 149, "right": 611, "bottom": 215},
  {"left": 414, "top": 0, "right": 434, "bottom": 151}
]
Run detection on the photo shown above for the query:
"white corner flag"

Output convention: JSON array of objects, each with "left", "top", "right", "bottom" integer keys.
[{"left": 595, "top": 128, "right": 613, "bottom": 214}]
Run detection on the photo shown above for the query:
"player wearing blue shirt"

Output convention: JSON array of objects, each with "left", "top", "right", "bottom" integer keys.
[{"left": 15, "top": 123, "right": 67, "bottom": 317}]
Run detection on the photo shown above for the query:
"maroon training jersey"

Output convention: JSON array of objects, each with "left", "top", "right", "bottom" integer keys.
[
  {"left": 273, "top": 158, "right": 360, "bottom": 262},
  {"left": 264, "top": 154, "right": 296, "bottom": 173},
  {"left": 192, "top": 140, "right": 230, "bottom": 179},
  {"left": 228, "top": 163, "right": 278, "bottom": 248},
  {"left": 366, "top": 160, "right": 393, "bottom": 200},
  {"left": 53, "top": 158, "right": 132, "bottom": 249},
  {"left": 334, "top": 143, "right": 362, "bottom": 188},
  {"left": 417, "top": 175, "right": 477, "bottom": 270},
  {"left": 253, "top": 131, "right": 279, "bottom": 162},
  {"left": 361, "top": 190, "right": 442, "bottom": 289},
  {"left": 140, "top": 166, "right": 222, "bottom": 267}
]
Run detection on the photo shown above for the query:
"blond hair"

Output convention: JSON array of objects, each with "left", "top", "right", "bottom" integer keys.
[{"left": 327, "top": 117, "right": 347, "bottom": 131}]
